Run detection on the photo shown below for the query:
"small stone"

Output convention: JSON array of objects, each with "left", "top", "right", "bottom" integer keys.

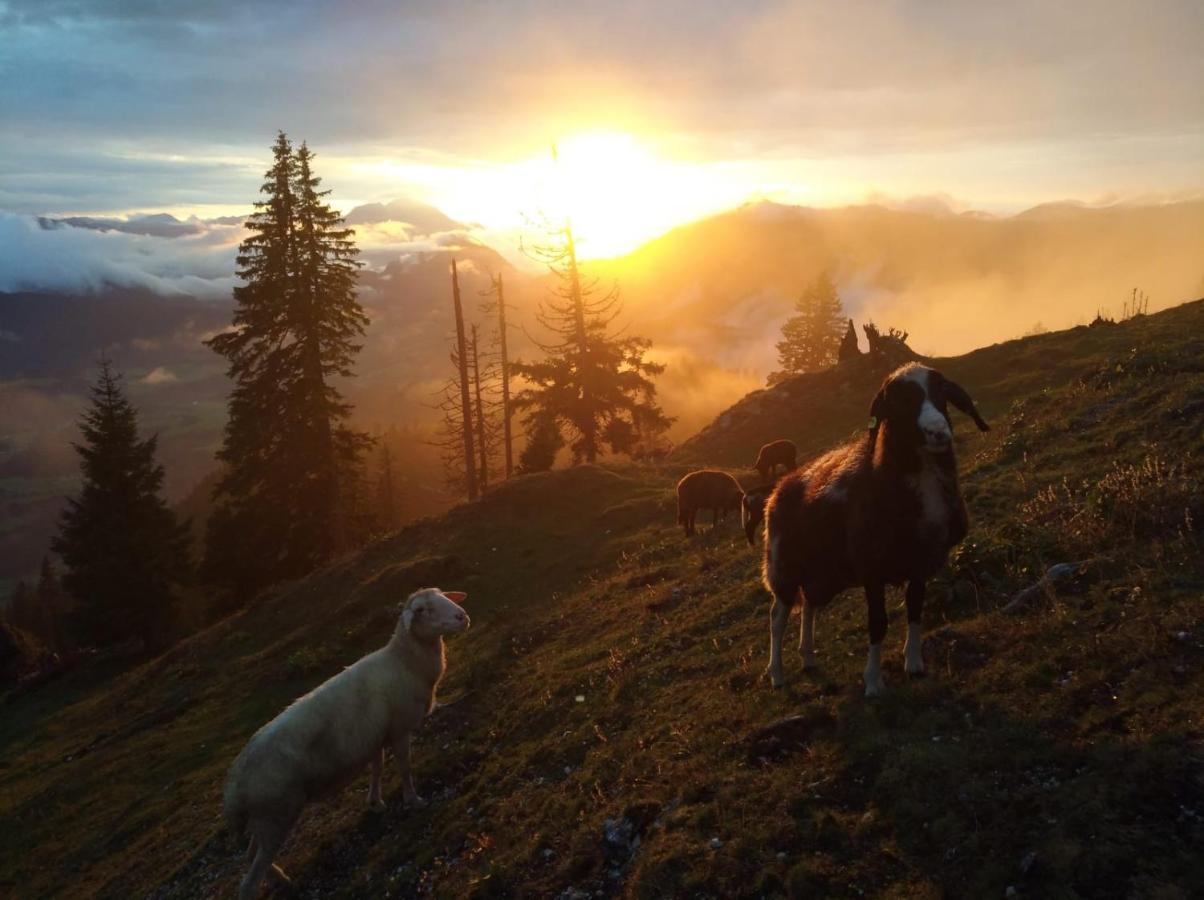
[
  {"left": 777, "top": 852, "right": 787, "bottom": 861},
  {"left": 1006, "top": 887, "right": 1018, "bottom": 898},
  {"left": 709, "top": 837, "right": 723, "bottom": 850}
]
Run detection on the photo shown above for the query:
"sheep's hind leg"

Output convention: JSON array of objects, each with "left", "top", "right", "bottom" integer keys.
[
  {"left": 393, "top": 732, "right": 427, "bottom": 808},
  {"left": 798, "top": 594, "right": 819, "bottom": 670},
  {"left": 239, "top": 819, "right": 292, "bottom": 900},
  {"left": 904, "top": 579, "right": 925, "bottom": 676},
  {"left": 863, "top": 581, "right": 888, "bottom": 697},
  {"left": 767, "top": 596, "right": 791, "bottom": 688},
  {"left": 368, "top": 747, "right": 387, "bottom": 812}
]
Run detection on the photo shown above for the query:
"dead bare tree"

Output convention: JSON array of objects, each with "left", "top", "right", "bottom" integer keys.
[{"left": 480, "top": 272, "right": 514, "bottom": 478}]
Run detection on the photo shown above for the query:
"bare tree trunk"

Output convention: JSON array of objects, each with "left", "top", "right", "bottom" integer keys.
[
  {"left": 563, "top": 224, "right": 597, "bottom": 463},
  {"left": 451, "top": 260, "right": 479, "bottom": 501},
  {"left": 470, "top": 324, "right": 489, "bottom": 492},
  {"left": 493, "top": 273, "right": 514, "bottom": 478}
]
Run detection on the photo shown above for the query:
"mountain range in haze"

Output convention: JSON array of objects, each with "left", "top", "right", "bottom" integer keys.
[{"left": 2, "top": 197, "right": 1203, "bottom": 587}]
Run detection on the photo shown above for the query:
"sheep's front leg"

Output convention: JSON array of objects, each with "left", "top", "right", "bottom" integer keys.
[
  {"left": 903, "top": 579, "right": 925, "bottom": 676},
  {"left": 863, "top": 580, "right": 888, "bottom": 697},
  {"left": 798, "top": 597, "right": 818, "bottom": 670},
  {"left": 368, "top": 746, "right": 386, "bottom": 812},
  {"left": 393, "top": 732, "right": 427, "bottom": 807}
]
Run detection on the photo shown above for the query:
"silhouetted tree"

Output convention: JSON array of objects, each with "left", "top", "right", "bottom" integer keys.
[
  {"left": 863, "top": 322, "right": 912, "bottom": 357},
  {"left": 377, "top": 443, "right": 401, "bottom": 531},
  {"left": 771, "top": 271, "right": 846, "bottom": 382},
  {"left": 517, "top": 411, "right": 564, "bottom": 474},
  {"left": 433, "top": 261, "right": 483, "bottom": 500},
  {"left": 52, "top": 360, "right": 191, "bottom": 650},
  {"left": 513, "top": 219, "right": 671, "bottom": 463},
  {"left": 838, "top": 318, "right": 860, "bottom": 362},
  {"left": 35, "top": 557, "right": 66, "bottom": 649},
  {"left": 204, "top": 133, "right": 367, "bottom": 602},
  {"left": 5, "top": 580, "right": 33, "bottom": 631},
  {"left": 469, "top": 324, "right": 493, "bottom": 491}
]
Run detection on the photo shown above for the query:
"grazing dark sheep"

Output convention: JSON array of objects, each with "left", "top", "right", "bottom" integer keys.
[
  {"left": 762, "top": 363, "right": 989, "bottom": 695},
  {"left": 753, "top": 439, "right": 797, "bottom": 480},
  {"left": 676, "top": 469, "right": 744, "bottom": 537},
  {"left": 742, "top": 484, "right": 773, "bottom": 546}
]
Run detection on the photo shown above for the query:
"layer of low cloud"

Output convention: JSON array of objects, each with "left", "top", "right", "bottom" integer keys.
[{"left": 0, "top": 202, "right": 501, "bottom": 299}]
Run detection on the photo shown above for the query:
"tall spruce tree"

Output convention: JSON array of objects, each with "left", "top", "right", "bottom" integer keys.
[
  {"left": 204, "top": 133, "right": 367, "bottom": 601},
  {"left": 52, "top": 360, "right": 190, "bottom": 650},
  {"left": 771, "top": 271, "right": 846, "bottom": 382},
  {"left": 512, "top": 220, "right": 671, "bottom": 463}
]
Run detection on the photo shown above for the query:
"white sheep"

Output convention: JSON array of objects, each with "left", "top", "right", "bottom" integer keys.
[{"left": 223, "top": 587, "right": 470, "bottom": 899}]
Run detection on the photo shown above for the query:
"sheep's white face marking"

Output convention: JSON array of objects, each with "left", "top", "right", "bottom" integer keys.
[
  {"left": 902, "top": 368, "right": 953, "bottom": 452},
  {"left": 404, "top": 588, "right": 470, "bottom": 637}
]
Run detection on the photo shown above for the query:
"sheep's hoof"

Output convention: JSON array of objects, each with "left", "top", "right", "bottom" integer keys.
[
  {"left": 405, "top": 794, "right": 429, "bottom": 808},
  {"left": 864, "top": 679, "right": 886, "bottom": 698},
  {"left": 905, "top": 664, "right": 926, "bottom": 678},
  {"left": 767, "top": 670, "right": 785, "bottom": 690},
  {"left": 368, "top": 799, "right": 387, "bottom": 813},
  {"left": 800, "top": 651, "right": 820, "bottom": 670}
]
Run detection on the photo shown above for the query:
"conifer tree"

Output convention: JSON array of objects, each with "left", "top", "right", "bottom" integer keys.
[
  {"left": 52, "top": 360, "right": 191, "bottom": 650},
  {"left": 35, "top": 557, "right": 65, "bottom": 649},
  {"left": 517, "top": 412, "right": 564, "bottom": 474},
  {"left": 377, "top": 443, "right": 400, "bottom": 530},
  {"left": 838, "top": 318, "right": 860, "bottom": 362},
  {"left": 5, "top": 580, "right": 33, "bottom": 631},
  {"left": 512, "top": 220, "right": 671, "bottom": 463},
  {"left": 204, "top": 133, "right": 367, "bottom": 601},
  {"left": 771, "top": 271, "right": 847, "bottom": 381}
]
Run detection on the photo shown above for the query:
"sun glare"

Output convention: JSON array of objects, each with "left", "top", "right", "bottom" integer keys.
[{"left": 534, "top": 132, "right": 704, "bottom": 258}]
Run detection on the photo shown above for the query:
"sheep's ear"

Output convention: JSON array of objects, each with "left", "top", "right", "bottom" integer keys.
[
  {"left": 945, "top": 380, "right": 990, "bottom": 432},
  {"left": 443, "top": 591, "right": 467, "bottom": 603},
  {"left": 401, "top": 606, "right": 415, "bottom": 633},
  {"left": 867, "top": 387, "right": 887, "bottom": 435}
]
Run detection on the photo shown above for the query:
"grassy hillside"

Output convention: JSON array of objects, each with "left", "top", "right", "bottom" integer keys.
[{"left": 2, "top": 301, "right": 1202, "bottom": 899}]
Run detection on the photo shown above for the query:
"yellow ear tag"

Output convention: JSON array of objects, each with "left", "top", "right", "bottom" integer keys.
[{"left": 867, "top": 416, "right": 878, "bottom": 430}]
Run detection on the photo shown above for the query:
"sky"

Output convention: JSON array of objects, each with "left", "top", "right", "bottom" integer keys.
[{"left": 2, "top": 0, "right": 1203, "bottom": 257}]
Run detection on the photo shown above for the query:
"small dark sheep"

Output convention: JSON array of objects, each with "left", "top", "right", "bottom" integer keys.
[
  {"left": 753, "top": 439, "right": 797, "bottom": 481},
  {"left": 676, "top": 469, "right": 744, "bottom": 537}
]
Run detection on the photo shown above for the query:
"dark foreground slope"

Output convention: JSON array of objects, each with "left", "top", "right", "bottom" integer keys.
[{"left": 2, "top": 302, "right": 1202, "bottom": 899}]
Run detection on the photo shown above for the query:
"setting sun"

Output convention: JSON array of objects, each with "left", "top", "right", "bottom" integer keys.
[{"left": 529, "top": 131, "right": 737, "bottom": 258}]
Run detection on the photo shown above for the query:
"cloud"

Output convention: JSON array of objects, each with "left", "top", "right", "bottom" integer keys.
[
  {"left": 0, "top": 2, "right": 1200, "bottom": 215},
  {"left": 140, "top": 366, "right": 177, "bottom": 385},
  {"left": 0, "top": 212, "right": 240, "bottom": 298}
]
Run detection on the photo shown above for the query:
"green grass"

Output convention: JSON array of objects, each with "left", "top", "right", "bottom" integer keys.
[{"left": 1, "top": 302, "right": 1202, "bottom": 898}]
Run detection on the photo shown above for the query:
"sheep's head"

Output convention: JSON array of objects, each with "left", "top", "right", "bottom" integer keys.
[
  {"left": 869, "top": 364, "right": 990, "bottom": 453},
  {"left": 742, "top": 486, "right": 771, "bottom": 546},
  {"left": 401, "top": 588, "right": 470, "bottom": 640}
]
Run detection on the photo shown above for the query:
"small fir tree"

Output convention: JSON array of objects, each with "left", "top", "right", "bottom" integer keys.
[
  {"left": 52, "top": 360, "right": 191, "bottom": 650},
  {"left": 512, "top": 218, "right": 671, "bottom": 463},
  {"left": 772, "top": 271, "right": 847, "bottom": 381}
]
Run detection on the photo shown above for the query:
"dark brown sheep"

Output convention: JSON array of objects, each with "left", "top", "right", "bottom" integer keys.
[
  {"left": 753, "top": 439, "right": 797, "bottom": 481},
  {"left": 741, "top": 484, "right": 773, "bottom": 546},
  {"left": 761, "top": 364, "right": 989, "bottom": 695},
  {"left": 676, "top": 470, "right": 744, "bottom": 537}
]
